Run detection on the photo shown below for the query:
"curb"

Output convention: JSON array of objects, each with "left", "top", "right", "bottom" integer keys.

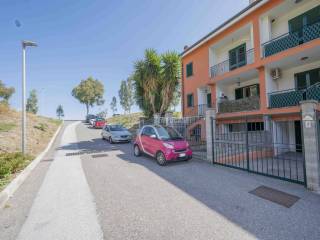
[{"left": 0, "top": 123, "right": 63, "bottom": 209}]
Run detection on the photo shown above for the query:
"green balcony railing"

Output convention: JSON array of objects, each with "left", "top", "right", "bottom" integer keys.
[
  {"left": 262, "top": 21, "right": 320, "bottom": 57},
  {"left": 269, "top": 83, "right": 320, "bottom": 108},
  {"left": 269, "top": 89, "right": 304, "bottom": 108}
]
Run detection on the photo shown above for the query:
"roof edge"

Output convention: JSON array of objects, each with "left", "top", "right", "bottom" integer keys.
[{"left": 181, "top": 0, "right": 268, "bottom": 58}]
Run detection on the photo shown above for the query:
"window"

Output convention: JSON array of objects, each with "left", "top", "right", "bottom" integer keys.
[
  {"left": 247, "top": 122, "right": 264, "bottom": 132},
  {"left": 228, "top": 122, "right": 264, "bottom": 132},
  {"left": 186, "top": 62, "right": 193, "bottom": 77},
  {"left": 235, "top": 84, "right": 260, "bottom": 100},
  {"left": 229, "top": 44, "right": 246, "bottom": 70},
  {"left": 295, "top": 68, "right": 320, "bottom": 90},
  {"left": 289, "top": 5, "right": 320, "bottom": 37},
  {"left": 187, "top": 94, "right": 194, "bottom": 107}
]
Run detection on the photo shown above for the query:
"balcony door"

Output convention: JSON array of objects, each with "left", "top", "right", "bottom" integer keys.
[
  {"left": 295, "top": 67, "right": 320, "bottom": 90},
  {"left": 229, "top": 44, "right": 246, "bottom": 71},
  {"left": 289, "top": 5, "right": 320, "bottom": 40}
]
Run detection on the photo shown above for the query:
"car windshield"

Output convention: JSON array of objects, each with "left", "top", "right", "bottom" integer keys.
[
  {"left": 96, "top": 118, "right": 104, "bottom": 121},
  {"left": 109, "top": 125, "right": 125, "bottom": 131},
  {"left": 155, "top": 126, "right": 183, "bottom": 140}
]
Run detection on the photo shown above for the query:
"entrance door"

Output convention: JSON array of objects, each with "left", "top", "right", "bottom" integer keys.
[{"left": 294, "top": 121, "right": 302, "bottom": 152}]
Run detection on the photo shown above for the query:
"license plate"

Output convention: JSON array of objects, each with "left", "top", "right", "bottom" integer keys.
[{"left": 179, "top": 153, "right": 186, "bottom": 157}]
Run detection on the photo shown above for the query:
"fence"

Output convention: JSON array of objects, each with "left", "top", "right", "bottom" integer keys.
[{"left": 211, "top": 116, "right": 306, "bottom": 184}]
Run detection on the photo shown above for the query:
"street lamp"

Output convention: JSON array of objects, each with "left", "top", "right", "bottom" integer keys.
[{"left": 22, "top": 40, "right": 37, "bottom": 155}]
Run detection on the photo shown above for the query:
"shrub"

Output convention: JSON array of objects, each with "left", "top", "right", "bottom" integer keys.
[
  {"left": 0, "top": 153, "right": 32, "bottom": 179},
  {"left": 34, "top": 123, "right": 48, "bottom": 132}
]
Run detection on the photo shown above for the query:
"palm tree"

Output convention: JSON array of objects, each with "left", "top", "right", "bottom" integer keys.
[{"left": 133, "top": 49, "right": 180, "bottom": 117}]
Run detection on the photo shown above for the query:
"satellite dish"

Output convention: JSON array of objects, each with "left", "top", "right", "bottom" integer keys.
[{"left": 15, "top": 20, "right": 21, "bottom": 27}]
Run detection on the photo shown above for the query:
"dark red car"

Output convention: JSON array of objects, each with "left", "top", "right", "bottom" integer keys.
[{"left": 94, "top": 118, "right": 105, "bottom": 129}]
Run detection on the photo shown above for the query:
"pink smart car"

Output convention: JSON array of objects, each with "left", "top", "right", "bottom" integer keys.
[{"left": 133, "top": 125, "right": 192, "bottom": 165}]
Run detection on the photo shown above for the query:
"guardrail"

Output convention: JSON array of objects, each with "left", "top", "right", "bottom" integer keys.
[
  {"left": 210, "top": 48, "right": 254, "bottom": 78},
  {"left": 268, "top": 82, "right": 320, "bottom": 108},
  {"left": 262, "top": 21, "right": 320, "bottom": 58}
]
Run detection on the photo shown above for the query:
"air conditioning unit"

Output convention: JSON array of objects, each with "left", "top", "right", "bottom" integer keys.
[{"left": 271, "top": 68, "right": 281, "bottom": 80}]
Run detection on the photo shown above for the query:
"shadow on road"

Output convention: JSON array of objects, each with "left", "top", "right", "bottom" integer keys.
[{"left": 60, "top": 124, "right": 320, "bottom": 240}]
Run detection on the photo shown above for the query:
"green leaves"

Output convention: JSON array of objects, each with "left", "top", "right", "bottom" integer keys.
[
  {"left": 132, "top": 49, "right": 181, "bottom": 117},
  {"left": 0, "top": 80, "right": 15, "bottom": 103},
  {"left": 71, "top": 77, "right": 105, "bottom": 115},
  {"left": 56, "top": 105, "right": 64, "bottom": 119},
  {"left": 118, "top": 77, "right": 134, "bottom": 114},
  {"left": 26, "top": 89, "right": 38, "bottom": 114}
]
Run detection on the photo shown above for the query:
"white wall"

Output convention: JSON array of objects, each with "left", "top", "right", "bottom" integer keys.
[
  {"left": 266, "top": 60, "right": 320, "bottom": 93},
  {"left": 217, "top": 77, "right": 259, "bottom": 100},
  {"left": 269, "top": 0, "right": 320, "bottom": 39}
]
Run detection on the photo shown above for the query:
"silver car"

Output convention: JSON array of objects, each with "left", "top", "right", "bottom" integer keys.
[{"left": 101, "top": 124, "right": 132, "bottom": 143}]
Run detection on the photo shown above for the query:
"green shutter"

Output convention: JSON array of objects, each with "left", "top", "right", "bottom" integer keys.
[
  {"left": 186, "top": 63, "right": 193, "bottom": 77},
  {"left": 229, "top": 44, "right": 246, "bottom": 70},
  {"left": 187, "top": 94, "right": 194, "bottom": 107}
]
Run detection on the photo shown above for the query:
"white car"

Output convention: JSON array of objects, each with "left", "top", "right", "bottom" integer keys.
[
  {"left": 101, "top": 124, "right": 132, "bottom": 143},
  {"left": 89, "top": 118, "right": 96, "bottom": 126}
]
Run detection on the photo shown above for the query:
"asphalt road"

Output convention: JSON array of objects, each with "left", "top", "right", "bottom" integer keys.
[
  {"left": 77, "top": 122, "right": 320, "bottom": 240},
  {"left": 1, "top": 121, "right": 320, "bottom": 240}
]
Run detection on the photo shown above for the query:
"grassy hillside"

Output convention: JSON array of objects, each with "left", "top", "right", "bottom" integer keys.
[
  {"left": 0, "top": 106, "right": 61, "bottom": 190},
  {"left": 0, "top": 107, "right": 61, "bottom": 156},
  {"left": 107, "top": 112, "right": 143, "bottom": 134}
]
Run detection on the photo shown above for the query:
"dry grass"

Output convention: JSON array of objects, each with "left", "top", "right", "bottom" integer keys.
[{"left": 0, "top": 108, "right": 61, "bottom": 156}]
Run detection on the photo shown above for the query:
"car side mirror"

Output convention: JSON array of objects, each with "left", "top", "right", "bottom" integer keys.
[{"left": 150, "top": 134, "right": 157, "bottom": 139}]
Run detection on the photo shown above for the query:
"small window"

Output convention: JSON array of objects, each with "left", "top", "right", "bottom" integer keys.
[
  {"left": 187, "top": 94, "right": 194, "bottom": 107},
  {"left": 186, "top": 62, "right": 193, "bottom": 77},
  {"left": 247, "top": 122, "right": 264, "bottom": 132}
]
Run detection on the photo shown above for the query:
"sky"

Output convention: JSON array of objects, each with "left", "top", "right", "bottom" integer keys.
[{"left": 0, "top": 0, "right": 248, "bottom": 119}]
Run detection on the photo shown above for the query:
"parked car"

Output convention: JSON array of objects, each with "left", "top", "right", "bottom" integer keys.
[
  {"left": 86, "top": 114, "right": 96, "bottom": 123},
  {"left": 133, "top": 125, "right": 192, "bottom": 165},
  {"left": 93, "top": 118, "right": 106, "bottom": 129},
  {"left": 101, "top": 124, "right": 132, "bottom": 143}
]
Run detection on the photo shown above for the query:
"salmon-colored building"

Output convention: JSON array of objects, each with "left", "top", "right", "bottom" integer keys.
[{"left": 181, "top": 0, "right": 320, "bottom": 148}]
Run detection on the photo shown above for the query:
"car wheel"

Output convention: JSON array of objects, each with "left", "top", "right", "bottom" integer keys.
[
  {"left": 134, "top": 145, "right": 141, "bottom": 157},
  {"left": 156, "top": 151, "right": 167, "bottom": 166},
  {"left": 109, "top": 137, "right": 114, "bottom": 144}
]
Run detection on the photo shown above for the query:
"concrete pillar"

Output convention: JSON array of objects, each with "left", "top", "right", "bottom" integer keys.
[
  {"left": 300, "top": 100, "right": 320, "bottom": 192},
  {"left": 263, "top": 115, "right": 272, "bottom": 131},
  {"left": 165, "top": 112, "right": 173, "bottom": 126},
  {"left": 153, "top": 113, "right": 160, "bottom": 125},
  {"left": 206, "top": 108, "right": 216, "bottom": 163}
]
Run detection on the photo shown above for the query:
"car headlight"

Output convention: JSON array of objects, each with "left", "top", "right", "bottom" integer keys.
[{"left": 163, "top": 142, "right": 174, "bottom": 149}]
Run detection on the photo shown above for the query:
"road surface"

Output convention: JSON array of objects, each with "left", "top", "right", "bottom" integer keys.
[{"left": 1, "top": 121, "right": 320, "bottom": 240}]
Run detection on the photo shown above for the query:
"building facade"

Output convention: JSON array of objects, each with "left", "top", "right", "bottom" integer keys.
[{"left": 181, "top": 0, "right": 320, "bottom": 152}]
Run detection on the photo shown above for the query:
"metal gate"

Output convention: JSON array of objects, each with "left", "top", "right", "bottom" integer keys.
[{"left": 212, "top": 116, "right": 306, "bottom": 184}]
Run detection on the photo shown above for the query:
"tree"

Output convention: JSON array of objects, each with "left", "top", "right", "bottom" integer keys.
[
  {"left": 26, "top": 89, "right": 38, "bottom": 114},
  {"left": 170, "top": 84, "right": 181, "bottom": 112},
  {"left": 0, "top": 80, "right": 15, "bottom": 103},
  {"left": 72, "top": 77, "right": 105, "bottom": 115},
  {"left": 132, "top": 49, "right": 181, "bottom": 117},
  {"left": 56, "top": 105, "right": 64, "bottom": 119},
  {"left": 97, "top": 108, "right": 108, "bottom": 118},
  {"left": 118, "top": 77, "right": 134, "bottom": 114},
  {"left": 110, "top": 96, "right": 117, "bottom": 115}
]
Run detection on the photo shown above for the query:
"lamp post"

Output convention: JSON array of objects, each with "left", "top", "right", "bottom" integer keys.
[{"left": 22, "top": 40, "right": 37, "bottom": 155}]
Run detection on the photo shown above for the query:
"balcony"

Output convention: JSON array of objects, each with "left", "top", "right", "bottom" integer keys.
[
  {"left": 262, "top": 21, "right": 320, "bottom": 58},
  {"left": 269, "top": 83, "right": 320, "bottom": 109},
  {"left": 218, "top": 96, "right": 260, "bottom": 114},
  {"left": 210, "top": 48, "right": 254, "bottom": 78}
]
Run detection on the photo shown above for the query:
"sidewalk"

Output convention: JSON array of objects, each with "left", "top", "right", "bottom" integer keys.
[{"left": 16, "top": 122, "right": 103, "bottom": 240}]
